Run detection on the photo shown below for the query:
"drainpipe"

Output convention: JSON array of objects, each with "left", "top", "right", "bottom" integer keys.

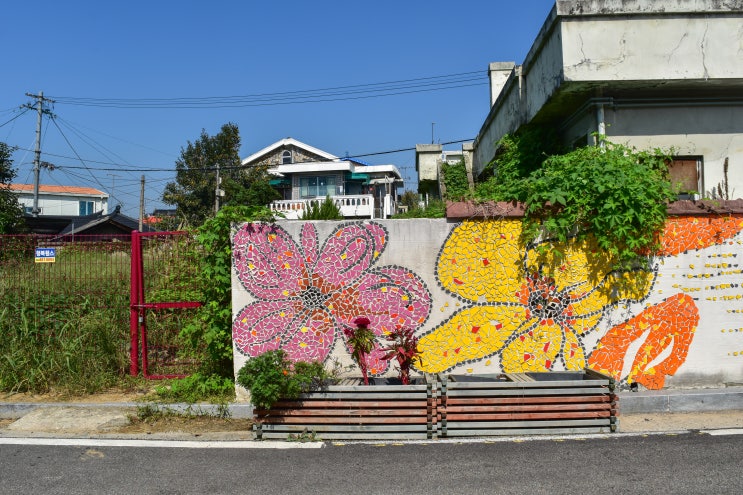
[{"left": 596, "top": 103, "right": 606, "bottom": 149}]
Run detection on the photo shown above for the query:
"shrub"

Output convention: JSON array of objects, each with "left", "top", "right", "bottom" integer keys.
[
  {"left": 392, "top": 199, "right": 446, "bottom": 218},
  {"left": 301, "top": 196, "right": 343, "bottom": 220},
  {"left": 236, "top": 350, "right": 329, "bottom": 410}
]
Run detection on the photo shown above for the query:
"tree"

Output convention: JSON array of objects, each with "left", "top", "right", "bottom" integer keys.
[
  {"left": 162, "top": 123, "right": 278, "bottom": 227},
  {"left": 399, "top": 190, "right": 421, "bottom": 211},
  {"left": 0, "top": 142, "right": 24, "bottom": 233}
]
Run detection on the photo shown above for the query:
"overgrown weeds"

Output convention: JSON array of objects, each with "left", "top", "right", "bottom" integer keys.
[{"left": 0, "top": 299, "right": 129, "bottom": 394}]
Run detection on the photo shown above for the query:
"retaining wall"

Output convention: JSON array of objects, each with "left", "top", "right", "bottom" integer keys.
[{"left": 231, "top": 201, "right": 743, "bottom": 398}]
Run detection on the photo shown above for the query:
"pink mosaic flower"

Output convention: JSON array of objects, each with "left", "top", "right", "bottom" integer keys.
[{"left": 232, "top": 222, "right": 432, "bottom": 374}]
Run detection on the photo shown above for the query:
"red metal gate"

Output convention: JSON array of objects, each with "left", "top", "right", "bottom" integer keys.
[{"left": 130, "top": 231, "right": 202, "bottom": 378}]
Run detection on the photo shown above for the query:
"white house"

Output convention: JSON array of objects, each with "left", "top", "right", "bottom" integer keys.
[
  {"left": 474, "top": 0, "right": 743, "bottom": 199},
  {"left": 242, "top": 138, "right": 404, "bottom": 219},
  {"left": 10, "top": 184, "right": 108, "bottom": 216}
]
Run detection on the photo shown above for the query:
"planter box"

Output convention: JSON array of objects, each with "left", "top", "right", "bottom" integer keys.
[
  {"left": 253, "top": 377, "right": 437, "bottom": 440},
  {"left": 438, "top": 369, "right": 618, "bottom": 437},
  {"left": 253, "top": 370, "right": 617, "bottom": 440}
]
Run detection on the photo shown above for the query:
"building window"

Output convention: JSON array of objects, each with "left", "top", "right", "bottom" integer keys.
[
  {"left": 282, "top": 150, "right": 292, "bottom": 164},
  {"left": 669, "top": 157, "right": 702, "bottom": 199},
  {"left": 79, "top": 201, "right": 94, "bottom": 215},
  {"left": 300, "top": 176, "right": 337, "bottom": 198}
]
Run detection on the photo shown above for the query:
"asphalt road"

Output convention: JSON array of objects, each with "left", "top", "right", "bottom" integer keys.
[{"left": 1, "top": 432, "right": 742, "bottom": 494}]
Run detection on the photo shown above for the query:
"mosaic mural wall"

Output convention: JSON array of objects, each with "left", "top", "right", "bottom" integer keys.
[{"left": 232, "top": 214, "right": 743, "bottom": 390}]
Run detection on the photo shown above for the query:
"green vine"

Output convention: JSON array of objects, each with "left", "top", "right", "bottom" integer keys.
[
  {"left": 441, "top": 160, "right": 470, "bottom": 200},
  {"left": 474, "top": 130, "right": 674, "bottom": 269},
  {"left": 179, "top": 205, "right": 275, "bottom": 377}
]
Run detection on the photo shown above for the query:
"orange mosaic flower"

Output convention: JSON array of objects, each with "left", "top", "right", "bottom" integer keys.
[
  {"left": 661, "top": 216, "right": 743, "bottom": 256},
  {"left": 588, "top": 293, "right": 699, "bottom": 389}
]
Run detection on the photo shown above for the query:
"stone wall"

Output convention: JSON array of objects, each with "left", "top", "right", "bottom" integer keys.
[{"left": 232, "top": 205, "right": 743, "bottom": 396}]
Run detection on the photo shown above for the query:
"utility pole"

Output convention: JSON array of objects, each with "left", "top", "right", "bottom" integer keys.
[
  {"left": 25, "top": 91, "right": 55, "bottom": 217},
  {"left": 139, "top": 175, "right": 145, "bottom": 231},
  {"left": 214, "top": 162, "right": 222, "bottom": 214},
  {"left": 107, "top": 173, "right": 119, "bottom": 211}
]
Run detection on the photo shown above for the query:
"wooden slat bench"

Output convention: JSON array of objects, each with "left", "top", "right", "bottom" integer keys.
[
  {"left": 254, "top": 378, "right": 436, "bottom": 440},
  {"left": 438, "top": 369, "right": 618, "bottom": 437}
]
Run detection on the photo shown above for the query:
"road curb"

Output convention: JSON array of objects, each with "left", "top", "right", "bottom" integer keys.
[
  {"left": 3, "top": 387, "right": 743, "bottom": 420},
  {"left": 618, "top": 386, "right": 743, "bottom": 414}
]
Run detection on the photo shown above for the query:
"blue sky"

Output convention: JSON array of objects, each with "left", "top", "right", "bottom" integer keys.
[{"left": 1, "top": 0, "right": 555, "bottom": 218}]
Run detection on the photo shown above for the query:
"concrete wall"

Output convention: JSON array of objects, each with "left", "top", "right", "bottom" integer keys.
[
  {"left": 232, "top": 210, "right": 743, "bottom": 399},
  {"left": 560, "top": 14, "right": 743, "bottom": 82}
]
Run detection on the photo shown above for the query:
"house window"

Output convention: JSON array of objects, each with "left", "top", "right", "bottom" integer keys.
[
  {"left": 668, "top": 157, "right": 702, "bottom": 199},
  {"left": 79, "top": 201, "right": 94, "bottom": 215},
  {"left": 300, "top": 176, "right": 337, "bottom": 198},
  {"left": 282, "top": 150, "right": 292, "bottom": 164}
]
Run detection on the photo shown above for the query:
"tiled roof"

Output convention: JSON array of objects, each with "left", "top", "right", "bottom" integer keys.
[{"left": 8, "top": 183, "right": 107, "bottom": 196}]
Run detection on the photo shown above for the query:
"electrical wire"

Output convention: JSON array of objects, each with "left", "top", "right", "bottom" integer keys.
[
  {"left": 49, "top": 115, "right": 109, "bottom": 192},
  {"left": 47, "top": 71, "right": 487, "bottom": 108},
  {"left": 0, "top": 107, "right": 31, "bottom": 129},
  {"left": 7, "top": 138, "right": 474, "bottom": 173}
]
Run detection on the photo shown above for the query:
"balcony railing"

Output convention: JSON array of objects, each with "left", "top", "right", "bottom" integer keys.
[{"left": 269, "top": 195, "right": 375, "bottom": 219}]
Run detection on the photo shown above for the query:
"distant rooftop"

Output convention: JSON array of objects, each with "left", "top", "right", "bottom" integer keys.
[{"left": 9, "top": 184, "right": 108, "bottom": 196}]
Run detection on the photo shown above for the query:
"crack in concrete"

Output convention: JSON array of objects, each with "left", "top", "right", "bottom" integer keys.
[
  {"left": 668, "top": 32, "right": 689, "bottom": 62},
  {"left": 701, "top": 21, "right": 710, "bottom": 81}
]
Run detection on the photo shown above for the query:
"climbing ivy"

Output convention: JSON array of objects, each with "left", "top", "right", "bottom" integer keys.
[
  {"left": 440, "top": 160, "right": 470, "bottom": 200},
  {"left": 473, "top": 129, "right": 674, "bottom": 268},
  {"left": 475, "top": 127, "right": 561, "bottom": 202},
  {"left": 521, "top": 142, "right": 674, "bottom": 267}
]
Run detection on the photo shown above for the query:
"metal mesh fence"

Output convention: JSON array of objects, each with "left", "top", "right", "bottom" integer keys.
[{"left": 0, "top": 232, "right": 204, "bottom": 382}]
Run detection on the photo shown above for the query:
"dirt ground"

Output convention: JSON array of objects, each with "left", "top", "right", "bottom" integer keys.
[
  {"left": 1, "top": 390, "right": 152, "bottom": 404},
  {"left": 1, "top": 390, "right": 253, "bottom": 435},
  {"left": 114, "top": 414, "right": 253, "bottom": 434}
]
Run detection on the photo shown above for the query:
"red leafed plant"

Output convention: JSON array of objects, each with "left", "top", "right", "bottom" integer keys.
[
  {"left": 382, "top": 327, "right": 423, "bottom": 385},
  {"left": 344, "top": 316, "right": 375, "bottom": 385}
]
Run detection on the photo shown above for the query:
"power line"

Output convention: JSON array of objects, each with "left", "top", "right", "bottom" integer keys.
[
  {"left": 0, "top": 107, "right": 31, "bottom": 129},
  {"left": 47, "top": 71, "right": 487, "bottom": 108},
  {"left": 49, "top": 115, "right": 109, "bottom": 192},
  {"left": 7, "top": 138, "right": 475, "bottom": 173}
]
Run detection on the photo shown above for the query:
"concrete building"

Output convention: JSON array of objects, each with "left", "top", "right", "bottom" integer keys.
[
  {"left": 474, "top": 0, "right": 743, "bottom": 199},
  {"left": 242, "top": 137, "right": 404, "bottom": 219},
  {"left": 415, "top": 143, "right": 474, "bottom": 199}
]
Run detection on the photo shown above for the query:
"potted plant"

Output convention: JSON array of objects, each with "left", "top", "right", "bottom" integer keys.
[{"left": 381, "top": 327, "right": 422, "bottom": 385}]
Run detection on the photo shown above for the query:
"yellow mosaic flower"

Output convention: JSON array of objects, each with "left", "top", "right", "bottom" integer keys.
[{"left": 418, "top": 220, "right": 655, "bottom": 373}]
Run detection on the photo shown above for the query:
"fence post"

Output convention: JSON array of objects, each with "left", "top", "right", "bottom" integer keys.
[{"left": 129, "top": 231, "right": 142, "bottom": 375}]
